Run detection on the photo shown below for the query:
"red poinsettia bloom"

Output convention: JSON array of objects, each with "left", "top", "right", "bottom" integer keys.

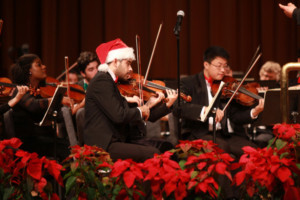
[
  {"left": 273, "top": 123, "right": 300, "bottom": 140},
  {"left": 234, "top": 145, "right": 298, "bottom": 198},
  {"left": 143, "top": 151, "right": 190, "bottom": 200},
  {"left": 111, "top": 159, "right": 144, "bottom": 188}
]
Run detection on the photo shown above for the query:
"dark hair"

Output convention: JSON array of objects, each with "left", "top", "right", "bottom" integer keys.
[
  {"left": 203, "top": 46, "right": 229, "bottom": 63},
  {"left": 77, "top": 51, "right": 99, "bottom": 73},
  {"left": 12, "top": 54, "right": 39, "bottom": 85}
]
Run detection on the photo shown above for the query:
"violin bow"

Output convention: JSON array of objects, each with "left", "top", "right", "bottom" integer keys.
[
  {"left": 222, "top": 50, "right": 262, "bottom": 112},
  {"left": 64, "top": 56, "right": 72, "bottom": 108},
  {"left": 56, "top": 61, "right": 78, "bottom": 80},
  {"left": 143, "top": 23, "right": 163, "bottom": 84},
  {"left": 136, "top": 35, "right": 144, "bottom": 104}
]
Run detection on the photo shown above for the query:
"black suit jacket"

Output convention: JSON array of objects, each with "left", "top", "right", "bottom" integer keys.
[
  {"left": 84, "top": 71, "right": 171, "bottom": 150},
  {"left": 293, "top": 8, "right": 300, "bottom": 26},
  {"left": 173, "top": 72, "right": 254, "bottom": 139}
]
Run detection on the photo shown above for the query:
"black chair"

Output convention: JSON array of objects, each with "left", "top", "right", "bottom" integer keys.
[{"left": 3, "top": 109, "right": 15, "bottom": 138}]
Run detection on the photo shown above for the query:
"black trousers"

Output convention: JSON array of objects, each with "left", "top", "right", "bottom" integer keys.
[
  {"left": 107, "top": 142, "right": 160, "bottom": 163},
  {"left": 188, "top": 131, "right": 257, "bottom": 158}
]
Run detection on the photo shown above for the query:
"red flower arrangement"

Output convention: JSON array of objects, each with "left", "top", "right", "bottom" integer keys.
[
  {"left": 143, "top": 151, "right": 190, "bottom": 200},
  {"left": 110, "top": 159, "right": 145, "bottom": 199},
  {"left": 234, "top": 123, "right": 300, "bottom": 199},
  {"left": 0, "top": 138, "right": 63, "bottom": 200},
  {"left": 172, "top": 139, "right": 234, "bottom": 199},
  {"left": 62, "top": 144, "right": 113, "bottom": 200}
]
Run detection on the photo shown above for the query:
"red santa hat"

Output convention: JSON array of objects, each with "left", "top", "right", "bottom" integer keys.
[{"left": 96, "top": 38, "right": 135, "bottom": 72}]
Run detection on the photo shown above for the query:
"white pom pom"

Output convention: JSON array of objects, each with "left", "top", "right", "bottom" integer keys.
[{"left": 98, "top": 63, "right": 109, "bottom": 72}]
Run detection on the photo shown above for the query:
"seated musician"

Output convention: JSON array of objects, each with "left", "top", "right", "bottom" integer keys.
[
  {"left": 84, "top": 38, "right": 177, "bottom": 162},
  {"left": 173, "top": 46, "right": 264, "bottom": 158},
  {"left": 257, "top": 61, "right": 281, "bottom": 92},
  {"left": 11, "top": 54, "right": 72, "bottom": 160},
  {"left": 251, "top": 61, "right": 281, "bottom": 146}
]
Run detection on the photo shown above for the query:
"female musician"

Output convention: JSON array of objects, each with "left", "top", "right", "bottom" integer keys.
[{"left": 11, "top": 54, "right": 72, "bottom": 160}]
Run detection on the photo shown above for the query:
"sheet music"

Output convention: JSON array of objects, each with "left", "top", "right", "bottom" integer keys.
[
  {"left": 39, "top": 85, "right": 67, "bottom": 126},
  {"left": 200, "top": 81, "right": 225, "bottom": 122}
]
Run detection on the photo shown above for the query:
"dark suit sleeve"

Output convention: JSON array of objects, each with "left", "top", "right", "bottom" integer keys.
[
  {"left": 229, "top": 102, "right": 254, "bottom": 125},
  {"left": 148, "top": 103, "right": 171, "bottom": 122},
  {"left": 173, "top": 75, "right": 205, "bottom": 121},
  {"left": 0, "top": 103, "right": 11, "bottom": 114},
  {"left": 293, "top": 8, "right": 300, "bottom": 26},
  {"left": 89, "top": 76, "right": 141, "bottom": 124}
]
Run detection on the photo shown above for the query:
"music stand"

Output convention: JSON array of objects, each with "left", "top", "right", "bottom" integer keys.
[
  {"left": 39, "top": 85, "right": 67, "bottom": 127},
  {"left": 254, "top": 88, "right": 300, "bottom": 125},
  {"left": 38, "top": 85, "right": 66, "bottom": 159},
  {"left": 200, "top": 81, "right": 225, "bottom": 143},
  {"left": 38, "top": 85, "right": 66, "bottom": 197}
]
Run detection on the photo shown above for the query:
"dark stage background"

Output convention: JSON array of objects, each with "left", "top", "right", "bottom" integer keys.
[{"left": 0, "top": 0, "right": 300, "bottom": 81}]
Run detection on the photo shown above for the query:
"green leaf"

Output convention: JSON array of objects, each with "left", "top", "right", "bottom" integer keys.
[
  {"left": 267, "top": 137, "right": 275, "bottom": 149},
  {"left": 296, "top": 163, "right": 300, "bottom": 170},
  {"left": 191, "top": 170, "right": 198, "bottom": 179},
  {"left": 280, "top": 152, "right": 289, "bottom": 159},
  {"left": 63, "top": 170, "right": 73, "bottom": 179},
  {"left": 179, "top": 160, "right": 187, "bottom": 169},
  {"left": 275, "top": 139, "right": 287, "bottom": 150},
  {"left": 87, "top": 187, "right": 96, "bottom": 199},
  {"left": 86, "top": 170, "right": 96, "bottom": 183},
  {"left": 3, "top": 187, "right": 15, "bottom": 200},
  {"left": 112, "top": 184, "right": 122, "bottom": 199},
  {"left": 65, "top": 176, "right": 77, "bottom": 194}
]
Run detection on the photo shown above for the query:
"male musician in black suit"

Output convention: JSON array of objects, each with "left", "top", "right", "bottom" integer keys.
[
  {"left": 76, "top": 51, "right": 99, "bottom": 91},
  {"left": 173, "top": 46, "right": 264, "bottom": 158},
  {"left": 84, "top": 38, "right": 177, "bottom": 162}
]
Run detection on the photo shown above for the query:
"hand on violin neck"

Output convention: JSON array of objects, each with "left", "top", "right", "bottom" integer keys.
[
  {"left": 165, "top": 89, "right": 178, "bottom": 108},
  {"left": 8, "top": 86, "right": 29, "bottom": 107},
  {"left": 139, "top": 104, "right": 150, "bottom": 121},
  {"left": 145, "top": 91, "right": 165, "bottom": 108},
  {"left": 14, "top": 86, "right": 29, "bottom": 101}
]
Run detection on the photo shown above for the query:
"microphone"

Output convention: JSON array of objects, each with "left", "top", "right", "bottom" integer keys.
[{"left": 173, "top": 10, "right": 185, "bottom": 36}]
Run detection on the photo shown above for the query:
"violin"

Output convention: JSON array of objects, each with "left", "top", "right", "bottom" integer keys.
[
  {"left": 0, "top": 77, "right": 38, "bottom": 97},
  {"left": 39, "top": 77, "right": 85, "bottom": 103},
  {"left": 117, "top": 73, "right": 192, "bottom": 102},
  {"left": 0, "top": 77, "right": 16, "bottom": 97},
  {"left": 211, "top": 76, "right": 263, "bottom": 106}
]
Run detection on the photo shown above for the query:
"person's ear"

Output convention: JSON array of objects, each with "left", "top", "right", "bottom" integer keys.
[
  {"left": 80, "top": 71, "right": 86, "bottom": 78},
  {"left": 204, "top": 61, "right": 210, "bottom": 70}
]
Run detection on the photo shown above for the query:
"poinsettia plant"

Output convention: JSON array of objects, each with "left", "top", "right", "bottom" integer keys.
[
  {"left": 233, "top": 123, "right": 300, "bottom": 200},
  {"left": 171, "top": 139, "right": 235, "bottom": 199},
  {"left": 62, "top": 144, "right": 113, "bottom": 200},
  {"left": 110, "top": 159, "right": 145, "bottom": 199},
  {"left": 0, "top": 138, "right": 63, "bottom": 200}
]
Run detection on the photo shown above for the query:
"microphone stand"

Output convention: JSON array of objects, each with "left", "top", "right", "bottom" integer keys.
[
  {"left": 211, "top": 108, "right": 217, "bottom": 143},
  {"left": 175, "top": 31, "right": 181, "bottom": 139}
]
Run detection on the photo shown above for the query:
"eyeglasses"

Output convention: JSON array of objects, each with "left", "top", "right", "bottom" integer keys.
[{"left": 209, "top": 63, "right": 230, "bottom": 70}]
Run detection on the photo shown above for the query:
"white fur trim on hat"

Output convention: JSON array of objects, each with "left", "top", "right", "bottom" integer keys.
[
  {"left": 105, "top": 47, "right": 136, "bottom": 63},
  {"left": 98, "top": 63, "right": 109, "bottom": 72}
]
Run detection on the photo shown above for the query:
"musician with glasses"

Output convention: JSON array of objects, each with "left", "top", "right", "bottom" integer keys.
[{"left": 173, "top": 46, "right": 264, "bottom": 158}]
